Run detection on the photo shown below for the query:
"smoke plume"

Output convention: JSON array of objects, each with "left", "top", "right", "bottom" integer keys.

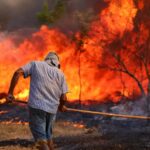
[{"left": 0, "top": 0, "right": 107, "bottom": 32}]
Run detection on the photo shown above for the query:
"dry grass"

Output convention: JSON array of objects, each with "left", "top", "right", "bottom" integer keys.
[
  {"left": 0, "top": 121, "right": 150, "bottom": 150},
  {"left": 0, "top": 120, "right": 119, "bottom": 150},
  {"left": 0, "top": 102, "right": 150, "bottom": 150},
  {"left": 0, "top": 121, "right": 90, "bottom": 150}
]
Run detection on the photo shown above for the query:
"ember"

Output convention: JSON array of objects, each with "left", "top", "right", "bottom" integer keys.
[{"left": 63, "top": 121, "right": 85, "bottom": 129}]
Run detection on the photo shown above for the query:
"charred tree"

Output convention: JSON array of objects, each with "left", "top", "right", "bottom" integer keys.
[
  {"left": 99, "top": 45, "right": 146, "bottom": 97},
  {"left": 73, "top": 10, "right": 96, "bottom": 105},
  {"left": 97, "top": 0, "right": 150, "bottom": 99}
]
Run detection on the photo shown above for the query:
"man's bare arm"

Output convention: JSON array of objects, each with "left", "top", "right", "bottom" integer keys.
[{"left": 7, "top": 68, "right": 24, "bottom": 102}]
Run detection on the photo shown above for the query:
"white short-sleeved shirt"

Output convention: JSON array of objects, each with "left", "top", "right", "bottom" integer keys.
[{"left": 21, "top": 61, "right": 68, "bottom": 114}]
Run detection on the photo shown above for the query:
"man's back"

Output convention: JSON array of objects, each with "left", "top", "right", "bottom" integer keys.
[
  {"left": 7, "top": 52, "right": 68, "bottom": 149},
  {"left": 22, "top": 61, "right": 68, "bottom": 114}
]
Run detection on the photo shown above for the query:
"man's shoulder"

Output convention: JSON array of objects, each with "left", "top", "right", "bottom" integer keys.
[
  {"left": 50, "top": 66, "right": 65, "bottom": 77},
  {"left": 31, "top": 61, "right": 46, "bottom": 66},
  {"left": 52, "top": 67, "right": 64, "bottom": 75},
  {"left": 33, "top": 61, "right": 65, "bottom": 76},
  {"left": 32, "top": 60, "right": 43, "bottom": 64}
]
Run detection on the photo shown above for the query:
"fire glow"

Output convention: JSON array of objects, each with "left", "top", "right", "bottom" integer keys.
[{"left": 0, "top": 0, "right": 149, "bottom": 103}]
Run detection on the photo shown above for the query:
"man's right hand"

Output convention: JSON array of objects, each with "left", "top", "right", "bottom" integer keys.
[
  {"left": 6, "top": 93, "right": 15, "bottom": 103},
  {"left": 58, "top": 105, "right": 67, "bottom": 112}
]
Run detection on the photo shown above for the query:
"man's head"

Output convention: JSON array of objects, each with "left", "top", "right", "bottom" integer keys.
[{"left": 44, "top": 52, "right": 60, "bottom": 68}]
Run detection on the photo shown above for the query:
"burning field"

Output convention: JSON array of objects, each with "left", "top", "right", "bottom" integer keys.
[
  {"left": 0, "top": 0, "right": 150, "bottom": 149},
  {"left": 0, "top": 0, "right": 150, "bottom": 103}
]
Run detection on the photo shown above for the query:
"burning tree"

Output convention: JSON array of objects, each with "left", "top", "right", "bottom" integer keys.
[
  {"left": 83, "top": 0, "right": 150, "bottom": 99},
  {"left": 100, "top": 27, "right": 150, "bottom": 97},
  {"left": 72, "top": 10, "right": 97, "bottom": 104},
  {"left": 0, "top": 0, "right": 150, "bottom": 104}
]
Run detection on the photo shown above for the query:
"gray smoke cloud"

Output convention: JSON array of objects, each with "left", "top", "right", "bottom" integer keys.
[
  {"left": 0, "top": 0, "right": 43, "bottom": 30},
  {"left": 0, "top": 0, "right": 108, "bottom": 32},
  {"left": 53, "top": 0, "right": 108, "bottom": 33}
]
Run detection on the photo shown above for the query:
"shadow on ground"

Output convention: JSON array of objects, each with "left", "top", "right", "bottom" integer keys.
[{"left": 0, "top": 139, "right": 33, "bottom": 147}]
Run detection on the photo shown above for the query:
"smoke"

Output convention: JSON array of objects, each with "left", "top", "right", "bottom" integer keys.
[
  {"left": 0, "top": 0, "right": 108, "bottom": 32},
  {"left": 2, "top": 0, "right": 24, "bottom": 7},
  {"left": 0, "top": 0, "right": 43, "bottom": 30},
  {"left": 54, "top": 0, "right": 108, "bottom": 33}
]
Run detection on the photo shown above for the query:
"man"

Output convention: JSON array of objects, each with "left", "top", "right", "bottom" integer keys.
[{"left": 6, "top": 52, "right": 68, "bottom": 150}]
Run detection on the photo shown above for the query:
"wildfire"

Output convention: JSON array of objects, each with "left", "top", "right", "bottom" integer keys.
[
  {"left": 0, "top": 0, "right": 148, "bottom": 103},
  {"left": 63, "top": 121, "right": 85, "bottom": 129},
  {"left": 0, "top": 121, "right": 28, "bottom": 125},
  {"left": 0, "top": 110, "right": 8, "bottom": 115},
  {"left": 73, "top": 123, "right": 85, "bottom": 129},
  {"left": 15, "top": 89, "right": 29, "bottom": 100}
]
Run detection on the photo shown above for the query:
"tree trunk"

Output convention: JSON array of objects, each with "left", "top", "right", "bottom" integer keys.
[{"left": 124, "top": 71, "right": 146, "bottom": 97}]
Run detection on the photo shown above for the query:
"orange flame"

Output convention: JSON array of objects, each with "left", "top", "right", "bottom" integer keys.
[
  {"left": 63, "top": 121, "right": 85, "bottom": 129},
  {"left": 0, "top": 0, "right": 145, "bottom": 103},
  {"left": 138, "top": 0, "right": 144, "bottom": 10}
]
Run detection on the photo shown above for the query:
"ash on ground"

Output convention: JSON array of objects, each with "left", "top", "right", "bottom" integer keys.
[{"left": 0, "top": 96, "right": 150, "bottom": 150}]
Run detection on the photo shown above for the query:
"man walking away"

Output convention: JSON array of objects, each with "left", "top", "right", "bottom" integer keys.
[{"left": 6, "top": 52, "right": 68, "bottom": 150}]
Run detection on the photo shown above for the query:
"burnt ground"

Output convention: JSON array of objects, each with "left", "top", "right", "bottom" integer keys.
[{"left": 0, "top": 102, "right": 150, "bottom": 150}]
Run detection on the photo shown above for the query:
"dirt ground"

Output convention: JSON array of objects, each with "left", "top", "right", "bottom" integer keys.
[
  {"left": 0, "top": 102, "right": 150, "bottom": 150},
  {"left": 0, "top": 121, "right": 150, "bottom": 150}
]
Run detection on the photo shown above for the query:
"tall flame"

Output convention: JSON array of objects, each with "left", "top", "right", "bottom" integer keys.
[{"left": 0, "top": 0, "right": 147, "bottom": 103}]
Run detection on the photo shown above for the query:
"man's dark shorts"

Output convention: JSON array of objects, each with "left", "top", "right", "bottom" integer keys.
[{"left": 28, "top": 106, "right": 56, "bottom": 141}]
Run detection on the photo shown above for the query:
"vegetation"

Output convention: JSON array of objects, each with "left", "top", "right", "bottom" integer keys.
[
  {"left": 37, "top": 0, "right": 66, "bottom": 25},
  {"left": 98, "top": 1, "right": 150, "bottom": 98}
]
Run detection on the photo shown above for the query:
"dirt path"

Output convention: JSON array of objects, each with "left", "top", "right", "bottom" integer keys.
[
  {"left": 0, "top": 103, "right": 150, "bottom": 149},
  {"left": 0, "top": 121, "right": 150, "bottom": 150}
]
